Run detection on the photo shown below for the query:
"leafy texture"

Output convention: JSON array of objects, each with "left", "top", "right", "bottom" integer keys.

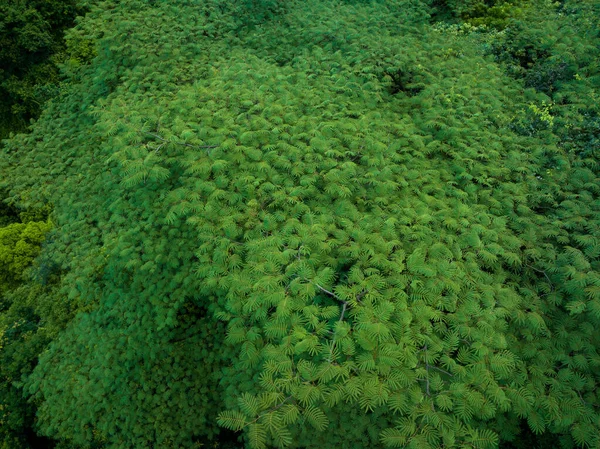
[
  {"left": 0, "top": 0, "right": 598, "bottom": 448},
  {"left": 0, "top": 0, "right": 86, "bottom": 138}
]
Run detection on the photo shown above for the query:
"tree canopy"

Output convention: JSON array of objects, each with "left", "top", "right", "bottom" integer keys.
[{"left": 0, "top": 0, "right": 598, "bottom": 448}]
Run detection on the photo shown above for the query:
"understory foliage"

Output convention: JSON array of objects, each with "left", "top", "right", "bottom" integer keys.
[
  {"left": 0, "top": 0, "right": 598, "bottom": 448},
  {"left": 0, "top": 199, "right": 61, "bottom": 449}
]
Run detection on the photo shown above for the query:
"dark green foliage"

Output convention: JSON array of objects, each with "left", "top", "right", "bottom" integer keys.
[
  {"left": 0, "top": 191, "right": 20, "bottom": 228},
  {"left": 0, "top": 0, "right": 85, "bottom": 138},
  {"left": 0, "top": 178, "right": 56, "bottom": 447},
  {"left": 0, "top": 201, "right": 62, "bottom": 448},
  {"left": 0, "top": 283, "right": 69, "bottom": 449},
  {"left": 476, "top": 1, "right": 600, "bottom": 446},
  {"left": 0, "top": 0, "right": 598, "bottom": 448}
]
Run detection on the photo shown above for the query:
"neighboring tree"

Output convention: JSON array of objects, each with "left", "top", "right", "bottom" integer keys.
[
  {"left": 0, "top": 220, "right": 52, "bottom": 293},
  {"left": 0, "top": 0, "right": 85, "bottom": 139},
  {"left": 429, "top": 0, "right": 526, "bottom": 28},
  {"left": 0, "top": 205, "right": 61, "bottom": 449}
]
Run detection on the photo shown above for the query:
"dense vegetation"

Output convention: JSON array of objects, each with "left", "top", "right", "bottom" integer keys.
[
  {"left": 0, "top": 0, "right": 88, "bottom": 139},
  {"left": 0, "top": 0, "right": 598, "bottom": 448}
]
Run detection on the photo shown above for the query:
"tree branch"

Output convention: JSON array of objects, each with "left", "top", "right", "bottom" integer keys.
[
  {"left": 313, "top": 282, "right": 343, "bottom": 303},
  {"left": 525, "top": 264, "right": 554, "bottom": 292},
  {"left": 338, "top": 301, "right": 348, "bottom": 322},
  {"left": 424, "top": 344, "right": 430, "bottom": 397},
  {"left": 428, "top": 365, "right": 453, "bottom": 377},
  {"left": 143, "top": 131, "right": 219, "bottom": 151}
]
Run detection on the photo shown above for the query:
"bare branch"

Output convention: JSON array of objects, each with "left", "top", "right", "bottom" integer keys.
[
  {"left": 314, "top": 282, "right": 344, "bottom": 303},
  {"left": 338, "top": 301, "right": 348, "bottom": 322},
  {"left": 425, "top": 355, "right": 430, "bottom": 396},
  {"left": 429, "top": 365, "right": 453, "bottom": 377},
  {"left": 143, "top": 131, "right": 219, "bottom": 151},
  {"left": 525, "top": 264, "right": 554, "bottom": 292},
  {"left": 355, "top": 289, "right": 368, "bottom": 303}
]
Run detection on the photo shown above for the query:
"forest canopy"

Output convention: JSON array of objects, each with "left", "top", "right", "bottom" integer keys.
[{"left": 0, "top": 0, "right": 599, "bottom": 448}]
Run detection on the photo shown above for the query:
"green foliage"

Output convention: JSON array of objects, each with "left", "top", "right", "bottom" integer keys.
[
  {"left": 0, "top": 220, "right": 52, "bottom": 294},
  {"left": 0, "top": 199, "right": 60, "bottom": 448},
  {"left": 0, "top": 0, "right": 598, "bottom": 448},
  {"left": 0, "top": 191, "right": 20, "bottom": 228},
  {"left": 0, "top": 0, "right": 85, "bottom": 138},
  {"left": 0, "top": 282, "right": 71, "bottom": 449},
  {"left": 430, "top": 0, "right": 526, "bottom": 29}
]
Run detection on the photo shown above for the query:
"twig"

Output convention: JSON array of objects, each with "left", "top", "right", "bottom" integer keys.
[
  {"left": 152, "top": 142, "right": 166, "bottom": 153},
  {"left": 428, "top": 365, "right": 453, "bottom": 377},
  {"left": 424, "top": 344, "right": 430, "bottom": 397},
  {"left": 143, "top": 131, "right": 219, "bottom": 151},
  {"left": 525, "top": 264, "right": 554, "bottom": 292},
  {"left": 314, "top": 282, "right": 344, "bottom": 303},
  {"left": 338, "top": 301, "right": 348, "bottom": 322},
  {"left": 355, "top": 289, "right": 368, "bottom": 303},
  {"left": 578, "top": 391, "right": 600, "bottom": 409}
]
